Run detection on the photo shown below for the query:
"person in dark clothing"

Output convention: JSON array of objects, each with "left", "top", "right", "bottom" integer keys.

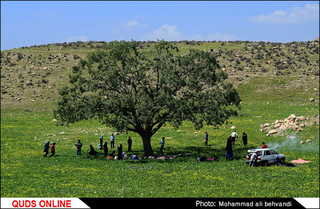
[
  {"left": 43, "top": 140, "right": 50, "bottom": 157},
  {"left": 75, "top": 140, "right": 83, "bottom": 155},
  {"left": 117, "top": 144, "right": 123, "bottom": 159},
  {"left": 109, "top": 151, "right": 115, "bottom": 158},
  {"left": 242, "top": 133, "right": 248, "bottom": 146},
  {"left": 50, "top": 143, "right": 56, "bottom": 157},
  {"left": 99, "top": 135, "right": 103, "bottom": 150},
  {"left": 226, "top": 137, "right": 233, "bottom": 160},
  {"left": 199, "top": 155, "right": 207, "bottom": 162},
  {"left": 103, "top": 141, "right": 108, "bottom": 157},
  {"left": 89, "top": 145, "right": 97, "bottom": 155},
  {"left": 127, "top": 136, "right": 132, "bottom": 152}
]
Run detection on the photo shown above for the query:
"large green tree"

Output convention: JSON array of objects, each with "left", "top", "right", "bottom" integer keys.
[{"left": 54, "top": 40, "right": 241, "bottom": 156}]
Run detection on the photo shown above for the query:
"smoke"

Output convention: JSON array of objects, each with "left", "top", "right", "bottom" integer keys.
[{"left": 266, "top": 134, "right": 319, "bottom": 152}]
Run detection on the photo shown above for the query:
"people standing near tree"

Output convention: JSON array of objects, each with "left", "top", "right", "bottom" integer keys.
[
  {"left": 231, "top": 130, "right": 238, "bottom": 145},
  {"left": 99, "top": 135, "right": 103, "bottom": 150},
  {"left": 226, "top": 137, "right": 233, "bottom": 160},
  {"left": 127, "top": 136, "right": 132, "bottom": 152},
  {"left": 204, "top": 132, "right": 209, "bottom": 146},
  {"left": 43, "top": 140, "right": 50, "bottom": 157},
  {"left": 242, "top": 133, "right": 248, "bottom": 146},
  {"left": 75, "top": 140, "right": 83, "bottom": 155},
  {"left": 50, "top": 142, "right": 56, "bottom": 157},
  {"left": 117, "top": 144, "right": 123, "bottom": 159},
  {"left": 110, "top": 133, "right": 115, "bottom": 149},
  {"left": 103, "top": 141, "right": 108, "bottom": 157},
  {"left": 160, "top": 137, "right": 165, "bottom": 156}
]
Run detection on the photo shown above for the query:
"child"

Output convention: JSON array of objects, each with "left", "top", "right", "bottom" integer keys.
[{"left": 50, "top": 143, "right": 56, "bottom": 157}]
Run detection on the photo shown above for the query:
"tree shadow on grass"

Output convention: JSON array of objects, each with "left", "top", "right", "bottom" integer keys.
[
  {"left": 72, "top": 144, "right": 256, "bottom": 163},
  {"left": 163, "top": 145, "right": 256, "bottom": 161},
  {"left": 124, "top": 145, "right": 257, "bottom": 164}
]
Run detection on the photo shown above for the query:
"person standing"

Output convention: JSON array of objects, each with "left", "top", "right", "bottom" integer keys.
[
  {"left": 103, "top": 141, "right": 108, "bottom": 157},
  {"left": 43, "top": 140, "right": 50, "bottom": 157},
  {"left": 160, "top": 137, "right": 165, "bottom": 156},
  {"left": 110, "top": 133, "right": 115, "bottom": 149},
  {"left": 204, "top": 132, "right": 209, "bottom": 146},
  {"left": 127, "top": 136, "right": 132, "bottom": 152},
  {"left": 242, "top": 133, "right": 248, "bottom": 146},
  {"left": 75, "top": 140, "right": 83, "bottom": 155},
  {"left": 99, "top": 135, "right": 103, "bottom": 150},
  {"left": 50, "top": 142, "right": 56, "bottom": 157},
  {"left": 249, "top": 151, "right": 258, "bottom": 167},
  {"left": 226, "top": 137, "right": 233, "bottom": 160},
  {"left": 231, "top": 130, "right": 238, "bottom": 145}
]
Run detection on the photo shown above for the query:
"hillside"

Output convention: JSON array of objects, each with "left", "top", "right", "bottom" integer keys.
[
  {"left": 1, "top": 40, "right": 319, "bottom": 198},
  {"left": 1, "top": 40, "right": 319, "bottom": 110}
]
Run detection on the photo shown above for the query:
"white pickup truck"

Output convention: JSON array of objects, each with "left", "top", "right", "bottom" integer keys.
[{"left": 246, "top": 148, "right": 285, "bottom": 166}]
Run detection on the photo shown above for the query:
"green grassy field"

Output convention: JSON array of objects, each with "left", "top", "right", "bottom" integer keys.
[{"left": 1, "top": 73, "right": 319, "bottom": 198}]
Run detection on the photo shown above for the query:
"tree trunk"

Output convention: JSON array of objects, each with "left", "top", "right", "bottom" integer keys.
[{"left": 140, "top": 133, "right": 154, "bottom": 157}]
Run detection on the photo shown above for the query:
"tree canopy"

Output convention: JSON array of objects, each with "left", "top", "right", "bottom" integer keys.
[{"left": 54, "top": 40, "right": 241, "bottom": 156}]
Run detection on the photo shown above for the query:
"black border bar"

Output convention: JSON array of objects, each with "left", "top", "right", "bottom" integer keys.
[{"left": 80, "top": 198, "right": 306, "bottom": 209}]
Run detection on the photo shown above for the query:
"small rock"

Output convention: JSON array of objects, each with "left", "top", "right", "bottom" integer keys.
[
  {"left": 300, "top": 141, "right": 304, "bottom": 144},
  {"left": 268, "top": 129, "right": 277, "bottom": 135},
  {"left": 288, "top": 114, "right": 296, "bottom": 120},
  {"left": 306, "top": 139, "right": 312, "bottom": 143},
  {"left": 264, "top": 123, "right": 270, "bottom": 127},
  {"left": 274, "top": 123, "right": 281, "bottom": 129},
  {"left": 309, "top": 98, "right": 315, "bottom": 102},
  {"left": 278, "top": 125, "right": 287, "bottom": 131},
  {"left": 52, "top": 119, "right": 57, "bottom": 123}
]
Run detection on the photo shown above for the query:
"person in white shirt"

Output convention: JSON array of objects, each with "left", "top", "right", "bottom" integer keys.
[{"left": 231, "top": 131, "right": 238, "bottom": 145}]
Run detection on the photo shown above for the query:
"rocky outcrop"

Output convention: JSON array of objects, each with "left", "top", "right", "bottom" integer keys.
[{"left": 261, "top": 114, "right": 310, "bottom": 136}]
